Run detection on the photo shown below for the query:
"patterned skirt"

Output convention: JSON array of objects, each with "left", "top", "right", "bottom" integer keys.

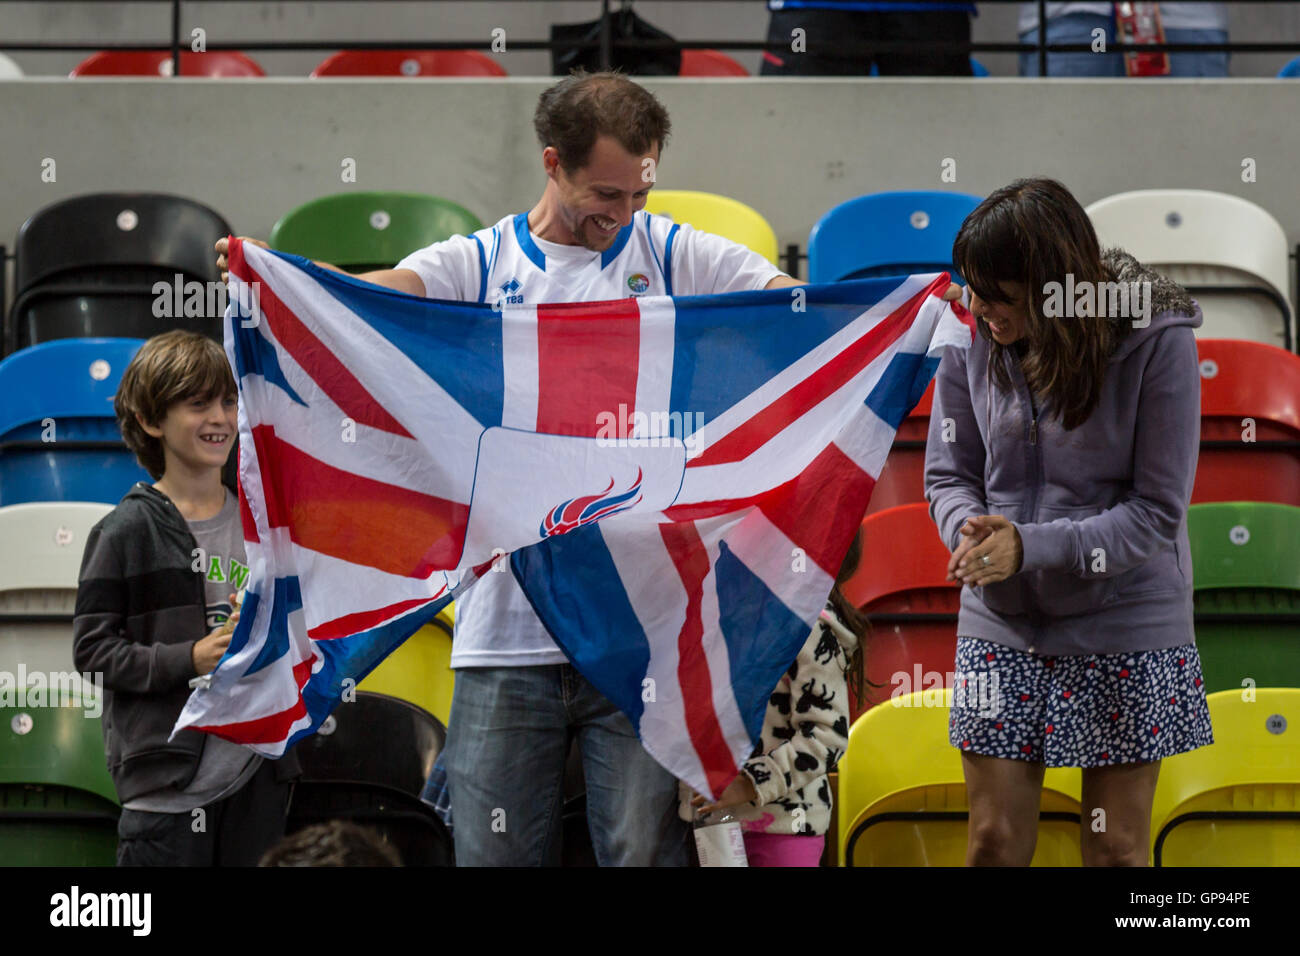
[{"left": 948, "top": 636, "right": 1215, "bottom": 767}]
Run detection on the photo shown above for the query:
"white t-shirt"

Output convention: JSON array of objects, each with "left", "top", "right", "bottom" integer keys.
[
  {"left": 396, "top": 210, "right": 786, "bottom": 668},
  {"left": 1018, "top": 3, "right": 1227, "bottom": 34}
]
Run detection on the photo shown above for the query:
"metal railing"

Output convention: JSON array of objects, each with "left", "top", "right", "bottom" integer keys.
[{"left": 1, "top": 1, "right": 1298, "bottom": 77}]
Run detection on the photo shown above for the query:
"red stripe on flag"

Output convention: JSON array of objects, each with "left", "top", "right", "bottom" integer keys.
[
  {"left": 231, "top": 239, "right": 414, "bottom": 440},
  {"left": 536, "top": 298, "right": 641, "bottom": 436},
  {"left": 664, "top": 443, "right": 876, "bottom": 576},
  {"left": 194, "top": 655, "right": 315, "bottom": 746},
  {"left": 249, "top": 423, "right": 469, "bottom": 577},
  {"left": 759, "top": 442, "right": 875, "bottom": 577},
  {"left": 236, "top": 461, "right": 260, "bottom": 543},
  {"left": 659, "top": 521, "right": 739, "bottom": 798},
  {"left": 687, "top": 279, "right": 942, "bottom": 468},
  {"left": 307, "top": 595, "right": 442, "bottom": 641}
]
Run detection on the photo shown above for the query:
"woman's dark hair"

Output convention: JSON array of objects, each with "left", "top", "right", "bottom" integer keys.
[
  {"left": 952, "top": 177, "right": 1129, "bottom": 430},
  {"left": 829, "top": 526, "right": 873, "bottom": 706},
  {"left": 533, "top": 69, "right": 672, "bottom": 174}
]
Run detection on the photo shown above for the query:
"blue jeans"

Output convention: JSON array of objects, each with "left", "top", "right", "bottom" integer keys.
[
  {"left": 1020, "top": 15, "right": 1229, "bottom": 77},
  {"left": 441, "top": 664, "right": 690, "bottom": 866}
]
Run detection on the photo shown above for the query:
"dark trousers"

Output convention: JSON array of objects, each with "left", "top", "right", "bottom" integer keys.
[
  {"left": 116, "top": 760, "right": 292, "bottom": 866},
  {"left": 760, "top": 8, "right": 973, "bottom": 76}
]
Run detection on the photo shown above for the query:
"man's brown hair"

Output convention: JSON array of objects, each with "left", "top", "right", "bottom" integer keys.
[
  {"left": 533, "top": 69, "right": 672, "bottom": 174},
  {"left": 115, "top": 330, "right": 236, "bottom": 480}
]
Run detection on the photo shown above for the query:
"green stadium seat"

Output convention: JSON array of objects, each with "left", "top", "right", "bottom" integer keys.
[
  {"left": 1189, "top": 502, "right": 1300, "bottom": 694},
  {"left": 269, "top": 192, "right": 483, "bottom": 274},
  {"left": 0, "top": 698, "right": 120, "bottom": 866}
]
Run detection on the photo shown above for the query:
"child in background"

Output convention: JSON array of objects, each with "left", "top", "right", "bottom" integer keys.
[
  {"left": 681, "top": 528, "right": 869, "bottom": 866},
  {"left": 74, "top": 330, "right": 299, "bottom": 866}
]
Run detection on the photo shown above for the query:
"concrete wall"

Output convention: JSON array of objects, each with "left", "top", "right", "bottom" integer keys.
[{"left": 2, "top": 77, "right": 1297, "bottom": 268}]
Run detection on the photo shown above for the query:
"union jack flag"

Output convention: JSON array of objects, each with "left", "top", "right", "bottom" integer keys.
[{"left": 173, "top": 239, "right": 973, "bottom": 799}]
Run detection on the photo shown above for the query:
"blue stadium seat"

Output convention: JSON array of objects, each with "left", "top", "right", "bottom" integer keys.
[
  {"left": 808, "top": 190, "right": 983, "bottom": 284},
  {"left": 1278, "top": 57, "right": 1300, "bottom": 78},
  {"left": 0, "top": 338, "right": 149, "bottom": 505}
]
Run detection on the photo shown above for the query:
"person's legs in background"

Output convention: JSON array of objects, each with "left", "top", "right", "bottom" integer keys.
[
  {"left": 441, "top": 665, "right": 568, "bottom": 866},
  {"left": 875, "top": 9, "right": 973, "bottom": 76},
  {"left": 1164, "top": 28, "right": 1229, "bottom": 77},
  {"left": 570, "top": 666, "right": 690, "bottom": 866},
  {"left": 1019, "top": 13, "right": 1125, "bottom": 77},
  {"left": 759, "top": 8, "right": 873, "bottom": 76}
]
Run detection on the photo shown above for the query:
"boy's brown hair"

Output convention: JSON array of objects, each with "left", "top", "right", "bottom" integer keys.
[{"left": 115, "top": 330, "right": 236, "bottom": 480}]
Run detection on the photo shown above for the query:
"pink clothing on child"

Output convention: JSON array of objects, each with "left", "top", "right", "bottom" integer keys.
[{"left": 743, "top": 832, "right": 825, "bottom": 867}]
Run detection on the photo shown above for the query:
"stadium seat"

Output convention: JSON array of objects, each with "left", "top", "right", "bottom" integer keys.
[
  {"left": 1193, "top": 339, "right": 1300, "bottom": 506},
  {"left": 0, "top": 501, "right": 113, "bottom": 682},
  {"left": 868, "top": 379, "right": 934, "bottom": 515},
  {"left": 0, "top": 53, "right": 24, "bottom": 78},
  {"left": 1188, "top": 502, "right": 1300, "bottom": 695},
  {"left": 70, "top": 49, "right": 265, "bottom": 77},
  {"left": 310, "top": 49, "right": 507, "bottom": 77},
  {"left": 0, "top": 698, "right": 120, "bottom": 866},
  {"left": 678, "top": 49, "right": 749, "bottom": 76},
  {"left": 808, "top": 190, "right": 983, "bottom": 284},
  {"left": 643, "top": 190, "right": 779, "bottom": 266},
  {"left": 1150, "top": 688, "right": 1300, "bottom": 866},
  {"left": 1278, "top": 56, "right": 1300, "bottom": 78},
  {"left": 357, "top": 604, "right": 455, "bottom": 725},
  {"left": 8, "top": 193, "right": 231, "bottom": 354},
  {"left": 287, "top": 691, "right": 454, "bottom": 865},
  {"left": 0, "top": 339, "right": 149, "bottom": 505},
  {"left": 269, "top": 192, "right": 483, "bottom": 274},
  {"left": 1085, "top": 190, "right": 1294, "bottom": 352},
  {"left": 837, "top": 688, "right": 1083, "bottom": 866},
  {"left": 841, "top": 502, "right": 958, "bottom": 722}
]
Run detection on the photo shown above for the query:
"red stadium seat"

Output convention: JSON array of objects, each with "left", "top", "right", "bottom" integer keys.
[
  {"left": 679, "top": 49, "right": 749, "bottom": 77},
  {"left": 311, "top": 49, "right": 507, "bottom": 77},
  {"left": 842, "top": 503, "right": 958, "bottom": 723},
  {"left": 866, "top": 379, "right": 933, "bottom": 516},
  {"left": 70, "top": 50, "right": 265, "bottom": 77},
  {"left": 1193, "top": 339, "right": 1300, "bottom": 506}
]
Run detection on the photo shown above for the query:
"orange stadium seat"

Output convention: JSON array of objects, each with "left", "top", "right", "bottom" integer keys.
[
  {"left": 1192, "top": 339, "right": 1300, "bottom": 506},
  {"left": 311, "top": 49, "right": 507, "bottom": 77},
  {"left": 70, "top": 50, "right": 265, "bottom": 77},
  {"left": 841, "top": 502, "right": 958, "bottom": 723},
  {"left": 679, "top": 49, "right": 749, "bottom": 76}
]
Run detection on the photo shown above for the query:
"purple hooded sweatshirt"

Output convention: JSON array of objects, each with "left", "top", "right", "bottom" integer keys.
[{"left": 924, "top": 249, "right": 1203, "bottom": 656}]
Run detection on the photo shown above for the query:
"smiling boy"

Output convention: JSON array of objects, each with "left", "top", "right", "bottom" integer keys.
[{"left": 74, "top": 330, "right": 299, "bottom": 866}]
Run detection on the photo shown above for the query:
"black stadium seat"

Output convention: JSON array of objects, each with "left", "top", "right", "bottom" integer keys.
[{"left": 6, "top": 193, "right": 232, "bottom": 355}]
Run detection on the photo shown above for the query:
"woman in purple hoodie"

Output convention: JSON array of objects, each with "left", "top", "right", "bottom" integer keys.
[{"left": 924, "top": 178, "right": 1214, "bottom": 867}]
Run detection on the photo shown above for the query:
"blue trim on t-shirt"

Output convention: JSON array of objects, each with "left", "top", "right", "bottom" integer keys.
[
  {"left": 601, "top": 221, "right": 635, "bottom": 269},
  {"left": 513, "top": 212, "right": 546, "bottom": 273},
  {"left": 642, "top": 214, "right": 665, "bottom": 283},
  {"left": 471, "top": 234, "right": 487, "bottom": 303},
  {"left": 663, "top": 222, "right": 679, "bottom": 296}
]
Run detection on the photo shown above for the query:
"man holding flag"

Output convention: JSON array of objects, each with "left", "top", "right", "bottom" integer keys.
[{"left": 212, "top": 69, "right": 965, "bottom": 866}]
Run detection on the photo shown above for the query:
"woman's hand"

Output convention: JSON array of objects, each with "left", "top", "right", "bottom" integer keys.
[
  {"left": 690, "top": 774, "right": 758, "bottom": 816},
  {"left": 950, "top": 515, "right": 1023, "bottom": 587}
]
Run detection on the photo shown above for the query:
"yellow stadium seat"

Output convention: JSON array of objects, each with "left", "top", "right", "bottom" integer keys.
[
  {"left": 1150, "top": 688, "right": 1300, "bottom": 866},
  {"left": 643, "top": 190, "right": 780, "bottom": 266},
  {"left": 838, "top": 688, "right": 1083, "bottom": 866},
  {"left": 357, "top": 604, "right": 455, "bottom": 726}
]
